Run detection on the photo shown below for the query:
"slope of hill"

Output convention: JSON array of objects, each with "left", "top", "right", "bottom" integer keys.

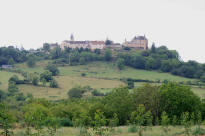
[{"left": 6, "top": 60, "right": 204, "bottom": 100}]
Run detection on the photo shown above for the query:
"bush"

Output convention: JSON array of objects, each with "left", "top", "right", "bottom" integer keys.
[
  {"left": 27, "top": 58, "right": 36, "bottom": 67},
  {"left": 9, "top": 75, "right": 19, "bottom": 83},
  {"left": 81, "top": 73, "right": 86, "bottom": 77},
  {"left": 49, "top": 79, "right": 58, "bottom": 88},
  {"left": 68, "top": 86, "right": 85, "bottom": 98},
  {"left": 46, "top": 65, "right": 59, "bottom": 76},
  {"left": 40, "top": 71, "right": 53, "bottom": 82},
  {"left": 91, "top": 90, "right": 104, "bottom": 96},
  {"left": 127, "top": 80, "right": 134, "bottom": 89},
  {"left": 32, "top": 76, "right": 39, "bottom": 86}
]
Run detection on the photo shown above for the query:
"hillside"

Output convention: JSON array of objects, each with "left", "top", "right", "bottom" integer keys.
[{"left": 0, "top": 60, "right": 201, "bottom": 100}]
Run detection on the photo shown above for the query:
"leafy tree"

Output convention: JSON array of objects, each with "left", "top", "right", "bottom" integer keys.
[
  {"left": 69, "top": 51, "right": 80, "bottom": 65},
  {"left": 103, "top": 87, "right": 133, "bottom": 125},
  {"left": 116, "top": 58, "right": 125, "bottom": 70},
  {"left": 32, "top": 75, "right": 39, "bottom": 86},
  {"left": 160, "top": 83, "right": 201, "bottom": 119},
  {"left": 151, "top": 43, "right": 156, "bottom": 53},
  {"left": 104, "top": 49, "right": 112, "bottom": 61},
  {"left": 161, "top": 111, "right": 170, "bottom": 135},
  {"left": 200, "top": 74, "right": 205, "bottom": 83},
  {"left": 79, "top": 57, "right": 86, "bottom": 65},
  {"left": 0, "top": 104, "right": 14, "bottom": 136},
  {"left": 0, "top": 90, "right": 7, "bottom": 102},
  {"left": 51, "top": 46, "right": 62, "bottom": 59},
  {"left": 160, "top": 60, "right": 172, "bottom": 72},
  {"left": 40, "top": 71, "right": 53, "bottom": 82},
  {"left": 181, "top": 112, "right": 193, "bottom": 136},
  {"left": 27, "top": 57, "right": 36, "bottom": 68},
  {"left": 45, "top": 116, "right": 61, "bottom": 136},
  {"left": 8, "top": 82, "right": 19, "bottom": 95},
  {"left": 105, "top": 39, "right": 113, "bottom": 45},
  {"left": 130, "top": 104, "right": 153, "bottom": 136},
  {"left": 23, "top": 103, "right": 49, "bottom": 136},
  {"left": 8, "top": 58, "right": 15, "bottom": 65},
  {"left": 132, "top": 84, "right": 161, "bottom": 124},
  {"left": 46, "top": 65, "right": 59, "bottom": 76},
  {"left": 9, "top": 75, "right": 19, "bottom": 83},
  {"left": 43, "top": 43, "right": 50, "bottom": 52}
]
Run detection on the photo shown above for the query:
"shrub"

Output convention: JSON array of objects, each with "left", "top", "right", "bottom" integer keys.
[
  {"left": 49, "top": 79, "right": 59, "bottom": 88},
  {"left": 40, "top": 71, "right": 53, "bottom": 82},
  {"left": 68, "top": 86, "right": 85, "bottom": 98},
  {"left": 32, "top": 76, "right": 39, "bottom": 86},
  {"left": 46, "top": 65, "right": 59, "bottom": 76},
  {"left": 81, "top": 73, "right": 86, "bottom": 77},
  {"left": 27, "top": 58, "right": 36, "bottom": 67}
]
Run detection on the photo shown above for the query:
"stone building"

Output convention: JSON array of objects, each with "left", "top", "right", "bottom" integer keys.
[
  {"left": 123, "top": 35, "right": 148, "bottom": 50},
  {"left": 60, "top": 35, "right": 106, "bottom": 50}
]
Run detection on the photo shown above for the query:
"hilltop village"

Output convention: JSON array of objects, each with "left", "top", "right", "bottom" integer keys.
[{"left": 49, "top": 34, "right": 149, "bottom": 51}]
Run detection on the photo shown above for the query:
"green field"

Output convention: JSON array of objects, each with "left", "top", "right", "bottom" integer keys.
[
  {"left": 18, "top": 76, "right": 124, "bottom": 100},
  {"left": 8, "top": 60, "right": 205, "bottom": 100},
  {"left": 59, "top": 61, "right": 195, "bottom": 82}
]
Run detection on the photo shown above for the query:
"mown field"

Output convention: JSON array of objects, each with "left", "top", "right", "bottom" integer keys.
[{"left": 1, "top": 60, "right": 205, "bottom": 100}]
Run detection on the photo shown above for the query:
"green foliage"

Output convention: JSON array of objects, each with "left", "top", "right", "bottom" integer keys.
[
  {"left": 0, "top": 103, "right": 14, "bottom": 136},
  {"left": 8, "top": 58, "right": 15, "bottom": 65},
  {"left": 23, "top": 103, "right": 50, "bottom": 136},
  {"left": 104, "top": 49, "right": 112, "bottom": 61},
  {"left": 49, "top": 79, "right": 59, "bottom": 88},
  {"left": 160, "top": 82, "right": 201, "bottom": 119},
  {"left": 46, "top": 64, "right": 59, "bottom": 76},
  {"left": 40, "top": 71, "right": 53, "bottom": 82},
  {"left": 161, "top": 111, "right": 170, "bottom": 135},
  {"left": 116, "top": 58, "right": 125, "bottom": 70},
  {"left": 180, "top": 112, "right": 193, "bottom": 136},
  {"left": 43, "top": 43, "right": 50, "bottom": 52},
  {"left": 27, "top": 57, "right": 36, "bottom": 68},
  {"left": 32, "top": 75, "right": 39, "bottom": 86},
  {"left": 8, "top": 81, "right": 19, "bottom": 95},
  {"left": 9, "top": 75, "right": 19, "bottom": 83},
  {"left": 130, "top": 104, "right": 153, "bottom": 136},
  {"left": 127, "top": 80, "right": 134, "bottom": 89},
  {"left": 68, "top": 86, "right": 86, "bottom": 99},
  {"left": 51, "top": 46, "right": 62, "bottom": 59}
]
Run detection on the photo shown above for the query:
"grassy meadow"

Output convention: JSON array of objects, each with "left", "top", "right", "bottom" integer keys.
[{"left": 0, "top": 60, "right": 203, "bottom": 100}]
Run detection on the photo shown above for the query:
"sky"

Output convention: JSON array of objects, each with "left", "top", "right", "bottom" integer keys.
[{"left": 0, "top": 0, "right": 205, "bottom": 62}]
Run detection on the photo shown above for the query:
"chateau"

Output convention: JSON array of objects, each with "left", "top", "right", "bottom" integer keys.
[
  {"left": 60, "top": 34, "right": 106, "bottom": 50},
  {"left": 59, "top": 34, "right": 148, "bottom": 51},
  {"left": 123, "top": 36, "right": 148, "bottom": 50}
]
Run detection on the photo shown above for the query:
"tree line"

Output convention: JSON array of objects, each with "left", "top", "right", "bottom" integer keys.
[{"left": 1, "top": 82, "right": 205, "bottom": 135}]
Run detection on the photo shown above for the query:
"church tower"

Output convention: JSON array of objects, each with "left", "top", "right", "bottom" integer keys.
[{"left": 70, "top": 34, "right": 74, "bottom": 41}]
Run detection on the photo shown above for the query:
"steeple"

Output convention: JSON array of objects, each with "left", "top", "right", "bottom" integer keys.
[{"left": 70, "top": 34, "right": 74, "bottom": 41}]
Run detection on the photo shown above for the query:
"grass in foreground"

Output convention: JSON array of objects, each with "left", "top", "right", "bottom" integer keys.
[{"left": 12, "top": 126, "right": 205, "bottom": 136}]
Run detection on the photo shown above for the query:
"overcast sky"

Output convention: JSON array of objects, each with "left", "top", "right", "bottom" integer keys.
[{"left": 0, "top": 0, "right": 205, "bottom": 62}]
